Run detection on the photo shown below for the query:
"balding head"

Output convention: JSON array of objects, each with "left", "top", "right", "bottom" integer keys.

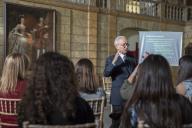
[
  {"left": 114, "top": 36, "right": 128, "bottom": 54},
  {"left": 114, "top": 36, "right": 127, "bottom": 47}
]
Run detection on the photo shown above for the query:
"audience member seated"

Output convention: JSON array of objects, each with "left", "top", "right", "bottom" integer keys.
[
  {"left": 120, "top": 65, "right": 139, "bottom": 100},
  {"left": 119, "top": 54, "right": 192, "bottom": 128},
  {"left": 120, "top": 52, "right": 149, "bottom": 100},
  {"left": 75, "top": 58, "right": 105, "bottom": 100},
  {"left": 0, "top": 53, "right": 29, "bottom": 128},
  {"left": 176, "top": 55, "right": 192, "bottom": 97},
  {"left": 17, "top": 52, "right": 95, "bottom": 127}
]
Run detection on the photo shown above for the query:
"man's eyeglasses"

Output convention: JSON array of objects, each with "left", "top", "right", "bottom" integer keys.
[{"left": 120, "top": 43, "right": 129, "bottom": 48}]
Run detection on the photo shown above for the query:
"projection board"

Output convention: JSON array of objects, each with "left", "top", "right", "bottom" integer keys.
[{"left": 139, "top": 31, "right": 183, "bottom": 66}]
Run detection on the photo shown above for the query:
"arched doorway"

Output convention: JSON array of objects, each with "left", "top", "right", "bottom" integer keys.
[{"left": 119, "top": 28, "right": 146, "bottom": 51}]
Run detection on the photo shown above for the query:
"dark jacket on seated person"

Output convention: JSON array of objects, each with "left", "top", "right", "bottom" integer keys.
[
  {"left": 46, "top": 97, "right": 95, "bottom": 125},
  {"left": 175, "top": 94, "right": 192, "bottom": 124},
  {"left": 18, "top": 97, "right": 95, "bottom": 127},
  {"left": 120, "top": 80, "right": 135, "bottom": 100}
]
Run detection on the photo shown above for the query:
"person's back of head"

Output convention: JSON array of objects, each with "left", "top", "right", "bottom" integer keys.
[
  {"left": 135, "top": 54, "right": 175, "bottom": 100},
  {"left": 177, "top": 55, "right": 192, "bottom": 84},
  {"left": 75, "top": 58, "right": 99, "bottom": 93},
  {"left": 19, "top": 52, "right": 78, "bottom": 124},
  {"left": 0, "top": 53, "right": 29, "bottom": 94},
  {"left": 121, "top": 54, "right": 182, "bottom": 128}
]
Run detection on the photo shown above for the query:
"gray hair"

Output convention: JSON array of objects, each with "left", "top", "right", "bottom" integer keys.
[{"left": 114, "top": 36, "right": 126, "bottom": 46}]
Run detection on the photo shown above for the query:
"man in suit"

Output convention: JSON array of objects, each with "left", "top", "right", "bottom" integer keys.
[{"left": 104, "top": 36, "right": 136, "bottom": 128}]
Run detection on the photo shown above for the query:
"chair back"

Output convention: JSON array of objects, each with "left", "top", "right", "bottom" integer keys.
[
  {"left": 137, "top": 120, "right": 150, "bottom": 128},
  {"left": 86, "top": 97, "right": 105, "bottom": 128},
  {"left": 137, "top": 119, "right": 192, "bottom": 128},
  {"left": 23, "top": 121, "right": 96, "bottom": 128},
  {"left": 183, "top": 124, "right": 192, "bottom": 128},
  {"left": 0, "top": 98, "right": 21, "bottom": 127},
  {"left": 185, "top": 96, "right": 192, "bottom": 103},
  {"left": 102, "top": 77, "right": 112, "bottom": 101}
]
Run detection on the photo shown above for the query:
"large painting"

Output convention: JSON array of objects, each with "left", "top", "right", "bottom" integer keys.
[{"left": 4, "top": 2, "right": 56, "bottom": 65}]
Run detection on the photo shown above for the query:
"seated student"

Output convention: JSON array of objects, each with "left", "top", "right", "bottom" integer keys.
[
  {"left": 0, "top": 53, "right": 29, "bottom": 128},
  {"left": 120, "top": 54, "right": 192, "bottom": 128},
  {"left": 120, "top": 65, "right": 138, "bottom": 100},
  {"left": 120, "top": 52, "right": 149, "bottom": 100},
  {"left": 75, "top": 58, "right": 105, "bottom": 100},
  {"left": 176, "top": 55, "right": 192, "bottom": 97},
  {"left": 18, "top": 52, "right": 95, "bottom": 127}
]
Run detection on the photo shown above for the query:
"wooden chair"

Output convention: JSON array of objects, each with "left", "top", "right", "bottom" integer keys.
[
  {"left": 137, "top": 120, "right": 192, "bottom": 128},
  {"left": 86, "top": 97, "right": 105, "bottom": 128},
  {"left": 0, "top": 98, "right": 21, "bottom": 127},
  {"left": 183, "top": 124, "right": 192, "bottom": 128},
  {"left": 185, "top": 96, "right": 192, "bottom": 103},
  {"left": 102, "top": 77, "right": 112, "bottom": 103},
  {"left": 23, "top": 121, "right": 96, "bottom": 128},
  {"left": 137, "top": 120, "right": 150, "bottom": 128}
]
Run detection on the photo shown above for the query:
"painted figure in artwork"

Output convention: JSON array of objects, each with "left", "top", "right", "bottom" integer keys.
[
  {"left": 33, "top": 17, "right": 49, "bottom": 58},
  {"left": 8, "top": 15, "right": 33, "bottom": 54}
]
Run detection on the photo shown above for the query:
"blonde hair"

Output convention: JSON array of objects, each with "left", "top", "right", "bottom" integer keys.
[{"left": 0, "top": 53, "right": 29, "bottom": 93}]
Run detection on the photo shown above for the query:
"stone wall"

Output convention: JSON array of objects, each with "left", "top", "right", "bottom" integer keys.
[
  {"left": 0, "top": 1, "right": 3, "bottom": 73},
  {"left": 184, "top": 22, "right": 192, "bottom": 48},
  {"left": 97, "top": 14, "right": 117, "bottom": 74}
]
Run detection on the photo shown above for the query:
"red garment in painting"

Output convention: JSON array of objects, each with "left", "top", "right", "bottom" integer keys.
[
  {"left": 34, "top": 24, "right": 49, "bottom": 49},
  {"left": 0, "top": 80, "right": 27, "bottom": 128}
]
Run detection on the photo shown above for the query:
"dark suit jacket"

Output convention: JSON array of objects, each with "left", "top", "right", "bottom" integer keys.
[{"left": 103, "top": 54, "right": 136, "bottom": 106}]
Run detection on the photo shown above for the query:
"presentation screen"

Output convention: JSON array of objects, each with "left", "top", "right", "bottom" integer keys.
[{"left": 139, "top": 31, "right": 183, "bottom": 66}]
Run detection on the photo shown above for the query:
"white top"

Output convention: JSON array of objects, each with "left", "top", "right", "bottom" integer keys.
[{"left": 119, "top": 53, "right": 125, "bottom": 62}]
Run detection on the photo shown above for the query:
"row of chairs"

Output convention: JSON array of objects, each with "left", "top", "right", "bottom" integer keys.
[
  {"left": 24, "top": 77, "right": 112, "bottom": 128},
  {"left": 1, "top": 77, "right": 192, "bottom": 128},
  {"left": 0, "top": 97, "right": 105, "bottom": 128},
  {"left": 0, "top": 77, "right": 113, "bottom": 128},
  {"left": 23, "top": 121, "right": 96, "bottom": 128}
]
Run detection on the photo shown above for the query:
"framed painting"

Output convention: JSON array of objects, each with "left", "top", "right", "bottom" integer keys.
[{"left": 4, "top": 2, "right": 56, "bottom": 66}]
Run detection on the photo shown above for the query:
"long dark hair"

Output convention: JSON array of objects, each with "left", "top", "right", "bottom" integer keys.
[
  {"left": 75, "top": 58, "right": 99, "bottom": 93},
  {"left": 177, "top": 55, "right": 192, "bottom": 85},
  {"left": 121, "top": 54, "right": 182, "bottom": 128},
  {"left": 18, "top": 52, "right": 78, "bottom": 124}
]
